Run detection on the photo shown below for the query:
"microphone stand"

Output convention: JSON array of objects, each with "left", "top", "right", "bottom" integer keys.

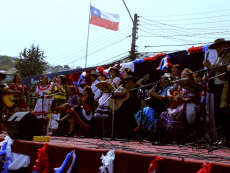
[
  {"left": 41, "top": 94, "right": 45, "bottom": 135},
  {"left": 136, "top": 85, "right": 146, "bottom": 143}
]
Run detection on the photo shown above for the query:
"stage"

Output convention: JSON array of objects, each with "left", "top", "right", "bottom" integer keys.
[{"left": 1, "top": 133, "right": 230, "bottom": 173}]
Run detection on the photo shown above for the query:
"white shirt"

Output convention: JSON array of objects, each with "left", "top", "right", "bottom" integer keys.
[{"left": 91, "top": 79, "right": 102, "bottom": 100}]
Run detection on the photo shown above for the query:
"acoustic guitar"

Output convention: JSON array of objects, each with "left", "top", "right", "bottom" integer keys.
[
  {"left": 109, "top": 74, "right": 149, "bottom": 111},
  {"left": 168, "top": 91, "right": 180, "bottom": 109},
  {"left": 2, "top": 89, "right": 31, "bottom": 108}
]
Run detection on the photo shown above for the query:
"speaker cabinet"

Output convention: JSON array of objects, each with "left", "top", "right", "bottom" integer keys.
[{"left": 6, "top": 112, "right": 43, "bottom": 140}]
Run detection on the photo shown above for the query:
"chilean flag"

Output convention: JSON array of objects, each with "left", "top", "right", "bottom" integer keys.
[{"left": 90, "top": 6, "right": 120, "bottom": 31}]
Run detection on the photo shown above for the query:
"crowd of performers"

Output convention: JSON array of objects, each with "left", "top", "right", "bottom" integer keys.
[{"left": 0, "top": 38, "right": 230, "bottom": 144}]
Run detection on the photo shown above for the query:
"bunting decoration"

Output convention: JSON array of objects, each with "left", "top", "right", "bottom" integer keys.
[
  {"left": 54, "top": 150, "right": 76, "bottom": 173},
  {"left": 187, "top": 46, "right": 203, "bottom": 55},
  {"left": 0, "top": 136, "right": 13, "bottom": 173},
  {"left": 144, "top": 53, "right": 167, "bottom": 62},
  {"left": 99, "top": 150, "right": 115, "bottom": 173},
  {"left": 197, "top": 162, "right": 212, "bottom": 173},
  {"left": 156, "top": 55, "right": 172, "bottom": 72},
  {"left": 33, "top": 143, "right": 51, "bottom": 173},
  {"left": 148, "top": 156, "right": 164, "bottom": 173}
]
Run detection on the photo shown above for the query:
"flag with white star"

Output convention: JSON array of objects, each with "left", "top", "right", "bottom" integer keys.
[{"left": 90, "top": 6, "right": 120, "bottom": 31}]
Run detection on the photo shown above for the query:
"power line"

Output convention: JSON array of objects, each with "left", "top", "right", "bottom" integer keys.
[
  {"left": 50, "top": 30, "right": 131, "bottom": 64},
  {"left": 52, "top": 35, "right": 131, "bottom": 65},
  {"left": 138, "top": 31, "right": 230, "bottom": 38},
  {"left": 48, "top": 21, "right": 132, "bottom": 61},
  {"left": 142, "top": 8, "right": 230, "bottom": 17},
  {"left": 139, "top": 16, "right": 230, "bottom": 30},
  {"left": 139, "top": 29, "right": 207, "bottom": 43},
  {"left": 138, "top": 23, "right": 230, "bottom": 42},
  {"left": 49, "top": 27, "right": 132, "bottom": 63},
  {"left": 138, "top": 42, "right": 210, "bottom": 47},
  {"left": 140, "top": 20, "right": 230, "bottom": 31},
  {"left": 142, "top": 13, "right": 230, "bottom": 22},
  {"left": 139, "top": 24, "right": 199, "bottom": 36},
  {"left": 93, "top": 52, "right": 129, "bottom": 66},
  {"left": 141, "top": 18, "right": 230, "bottom": 26}
]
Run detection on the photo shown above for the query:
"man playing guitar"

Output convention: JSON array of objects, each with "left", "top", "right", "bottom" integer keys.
[
  {"left": 0, "top": 73, "right": 20, "bottom": 133},
  {"left": 112, "top": 75, "right": 149, "bottom": 138}
]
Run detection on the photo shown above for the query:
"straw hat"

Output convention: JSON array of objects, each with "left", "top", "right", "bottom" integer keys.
[
  {"left": 208, "top": 38, "right": 230, "bottom": 49},
  {"left": 122, "top": 75, "right": 139, "bottom": 83},
  {"left": 87, "top": 70, "right": 99, "bottom": 76}
]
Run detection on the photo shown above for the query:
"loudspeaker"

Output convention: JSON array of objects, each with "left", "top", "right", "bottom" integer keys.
[{"left": 6, "top": 112, "right": 43, "bottom": 140}]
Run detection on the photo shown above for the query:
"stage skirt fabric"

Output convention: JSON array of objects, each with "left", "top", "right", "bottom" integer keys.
[
  {"left": 67, "top": 107, "right": 93, "bottom": 131},
  {"left": 94, "top": 93, "right": 111, "bottom": 119},
  {"left": 33, "top": 96, "right": 52, "bottom": 119},
  {"left": 156, "top": 84, "right": 197, "bottom": 133},
  {"left": 134, "top": 107, "right": 157, "bottom": 132}
]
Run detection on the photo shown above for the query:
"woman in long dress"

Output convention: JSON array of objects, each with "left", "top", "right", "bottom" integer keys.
[
  {"left": 33, "top": 76, "right": 52, "bottom": 130},
  {"left": 156, "top": 68, "right": 200, "bottom": 140},
  {"left": 134, "top": 74, "right": 171, "bottom": 140},
  {"left": 56, "top": 85, "right": 96, "bottom": 137},
  {"left": 94, "top": 67, "right": 121, "bottom": 137}
]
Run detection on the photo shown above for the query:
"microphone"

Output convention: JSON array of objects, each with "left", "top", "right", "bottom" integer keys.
[{"left": 107, "top": 75, "right": 113, "bottom": 79}]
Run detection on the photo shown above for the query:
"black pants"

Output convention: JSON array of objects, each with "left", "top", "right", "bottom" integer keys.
[{"left": 213, "top": 84, "right": 229, "bottom": 139}]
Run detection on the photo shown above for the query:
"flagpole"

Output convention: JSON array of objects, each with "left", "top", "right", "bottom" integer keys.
[{"left": 85, "top": 3, "right": 91, "bottom": 68}]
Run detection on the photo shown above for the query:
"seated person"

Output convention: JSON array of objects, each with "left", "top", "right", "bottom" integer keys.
[
  {"left": 59, "top": 85, "right": 79, "bottom": 109},
  {"left": 56, "top": 85, "right": 96, "bottom": 137},
  {"left": 155, "top": 68, "right": 199, "bottom": 141},
  {"left": 113, "top": 75, "right": 145, "bottom": 138},
  {"left": 134, "top": 73, "right": 171, "bottom": 140}
]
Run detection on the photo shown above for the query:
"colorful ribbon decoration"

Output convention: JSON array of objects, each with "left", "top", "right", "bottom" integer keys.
[
  {"left": 33, "top": 143, "right": 51, "bottom": 173},
  {"left": 197, "top": 162, "right": 212, "bottom": 173},
  {"left": 54, "top": 150, "right": 76, "bottom": 173},
  {"left": 148, "top": 156, "right": 164, "bottom": 173}
]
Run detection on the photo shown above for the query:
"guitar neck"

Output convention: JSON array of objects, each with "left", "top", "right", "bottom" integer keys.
[{"left": 123, "top": 78, "right": 145, "bottom": 95}]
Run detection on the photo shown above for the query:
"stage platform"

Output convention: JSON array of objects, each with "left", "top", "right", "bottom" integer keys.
[{"left": 1, "top": 134, "right": 230, "bottom": 173}]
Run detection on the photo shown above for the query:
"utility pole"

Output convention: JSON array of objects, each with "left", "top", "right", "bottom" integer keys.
[{"left": 129, "top": 14, "right": 138, "bottom": 61}]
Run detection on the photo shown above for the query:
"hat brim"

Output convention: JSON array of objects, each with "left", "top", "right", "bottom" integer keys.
[
  {"left": 122, "top": 76, "right": 139, "bottom": 83},
  {"left": 208, "top": 41, "right": 230, "bottom": 49},
  {"left": 87, "top": 73, "right": 99, "bottom": 76},
  {"left": 0, "top": 73, "right": 6, "bottom": 80}
]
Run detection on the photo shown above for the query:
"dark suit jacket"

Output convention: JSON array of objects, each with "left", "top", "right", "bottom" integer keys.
[{"left": 212, "top": 52, "right": 230, "bottom": 81}]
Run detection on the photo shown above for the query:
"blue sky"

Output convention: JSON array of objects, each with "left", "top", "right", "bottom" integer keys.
[{"left": 1, "top": 0, "right": 230, "bottom": 68}]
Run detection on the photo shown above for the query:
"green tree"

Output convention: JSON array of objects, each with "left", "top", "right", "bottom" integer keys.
[
  {"left": 0, "top": 56, "right": 14, "bottom": 70},
  {"left": 15, "top": 44, "right": 49, "bottom": 78}
]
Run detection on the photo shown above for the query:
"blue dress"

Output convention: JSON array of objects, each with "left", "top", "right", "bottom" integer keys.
[{"left": 134, "top": 86, "right": 171, "bottom": 132}]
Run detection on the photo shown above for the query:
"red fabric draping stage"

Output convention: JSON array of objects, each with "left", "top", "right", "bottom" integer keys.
[{"left": 1, "top": 135, "right": 230, "bottom": 173}]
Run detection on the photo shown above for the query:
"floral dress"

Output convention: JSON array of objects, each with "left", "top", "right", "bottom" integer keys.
[
  {"left": 67, "top": 95, "right": 97, "bottom": 131},
  {"left": 134, "top": 86, "right": 171, "bottom": 132},
  {"left": 156, "top": 84, "right": 197, "bottom": 133}
]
